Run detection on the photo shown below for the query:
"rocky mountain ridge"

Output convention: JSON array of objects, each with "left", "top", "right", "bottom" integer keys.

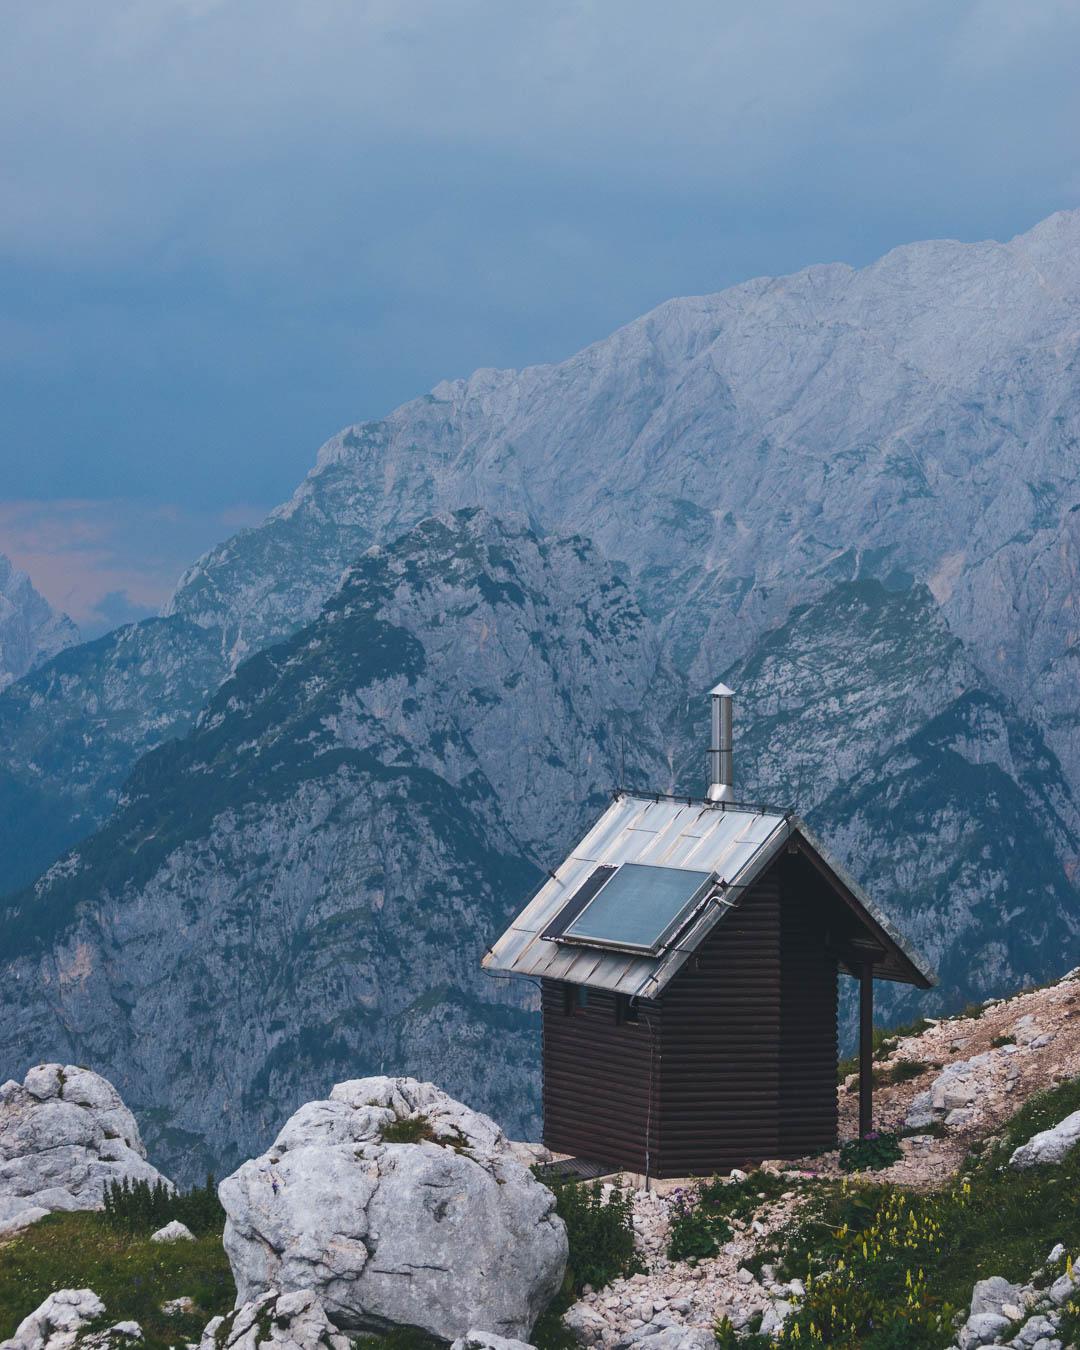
[
  {"left": 0, "top": 513, "right": 1077, "bottom": 1178},
  {"left": 166, "top": 209, "right": 1080, "bottom": 790},
  {"left": 0, "top": 555, "right": 77, "bottom": 694}
]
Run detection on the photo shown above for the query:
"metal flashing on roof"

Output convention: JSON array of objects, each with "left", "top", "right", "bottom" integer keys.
[{"left": 482, "top": 791, "right": 936, "bottom": 998}]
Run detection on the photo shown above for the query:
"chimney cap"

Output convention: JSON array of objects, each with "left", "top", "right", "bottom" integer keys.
[{"left": 709, "top": 681, "right": 734, "bottom": 698}]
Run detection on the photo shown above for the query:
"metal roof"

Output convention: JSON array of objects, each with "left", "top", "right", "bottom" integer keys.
[{"left": 483, "top": 792, "right": 935, "bottom": 998}]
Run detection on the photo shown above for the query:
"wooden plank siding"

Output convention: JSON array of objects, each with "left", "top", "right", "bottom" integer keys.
[
  {"left": 540, "top": 855, "right": 840, "bottom": 1177},
  {"left": 777, "top": 854, "right": 839, "bottom": 1156},
  {"left": 655, "top": 874, "right": 781, "bottom": 1175},
  {"left": 541, "top": 982, "right": 660, "bottom": 1173}
]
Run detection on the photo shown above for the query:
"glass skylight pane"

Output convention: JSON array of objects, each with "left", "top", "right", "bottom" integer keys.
[{"left": 563, "top": 863, "right": 714, "bottom": 951}]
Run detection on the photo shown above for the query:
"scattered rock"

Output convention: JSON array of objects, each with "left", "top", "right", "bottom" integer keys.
[
  {"left": 0, "top": 1066, "right": 171, "bottom": 1224},
  {"left": 219, "top": 1076, "right": 567, "bottom": 1343},
  {"left": 148, "top": 1220, "right": 194, "bottom": 1243},
  {"left": 199, "top": 1289, "right": 351, "bottom": 1350},
  {"left": 958, "top": 1311, "right": 1012, "bottom": 1349},
  {"left": 160, "top": 1298, "right": 194, "bottom": 1316},
  {"left": 1010, "top": 1111, "right": 1080, "bottom": 1169},
  {"left": 970, "top": 1276, "right": 1022, "bottom": 1318},
  {"left": 759, "top": 1300, "right": 793, "bottom": 1336}
]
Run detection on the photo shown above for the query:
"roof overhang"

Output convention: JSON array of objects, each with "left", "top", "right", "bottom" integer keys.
[{"left": 483, "top": 792, "right": 936, "bottom": 998}]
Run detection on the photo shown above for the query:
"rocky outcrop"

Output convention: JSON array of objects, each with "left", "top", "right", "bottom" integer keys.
[
  {"left": 219, "top": 1076, "right": 567, "bottom": 1343},
  {"left": 0, "top": 1289, "right": 105, "bottom": 1350},
  {"left": 949, "top": 1246, "right": 1080, "bottom": 1349},
  {"left": 0, "top": 1289, "right": 141, "bottom": 1350},
  {"left": 1010, "top": 1110, "right": 1080, "bottom": 1170},
  {"left": 0, "top": 1065, "right": 170, "bottom": 1223},
  {"left": 0, "top": 555, "right": 77, "bottom": 693},
  {"left": 198, "top": 1290, "right": 351, "bottom": 1350}
]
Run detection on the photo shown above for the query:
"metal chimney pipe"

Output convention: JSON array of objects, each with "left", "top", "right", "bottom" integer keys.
[{"left": 706, "top": 682, "right": 735, "bottom": 803}]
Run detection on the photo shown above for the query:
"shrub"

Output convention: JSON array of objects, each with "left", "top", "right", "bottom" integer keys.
[
  {"left": 667, "top": 1188, "right": 732, "bottom": 1264},
  {"left": 379, "top": 1114, "right": 437, "bottom": 1144},
  {"left": 838, "top": 1131, "right": 904, "bottom": 1173},
  {"left": 883, "top": 1059, "right": 927, "bottom": 1085},
  {"left": 545, "top": 1178, "right": 641, "bottom": 1293},
  {"left": 713, "top": 1315, "right": 772, "bottom": 1349},
  {"left": 102, "top": 1175, "right": 224, "bottom": 1237},
  {"left": 991, "top": 1034, "right": 1015, "bottom": 1048},
  {"left": 531, "top": 1178, "right": 641, "bottom": 1350}
]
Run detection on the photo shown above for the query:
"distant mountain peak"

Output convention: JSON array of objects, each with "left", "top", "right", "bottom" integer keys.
[{"left": 0, "top": 553, "right": 78, "bottom": 691}]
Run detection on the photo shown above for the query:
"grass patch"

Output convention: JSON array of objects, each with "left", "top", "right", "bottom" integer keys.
[
  {"left": 353, "top": 1330, "right": 443, "bottom": 1350},
  {"left": 379, "top": 1115, "right": 438, "bottom": 1145},
  {"left": 0, "top": 1212, "right": 233, "bottom": 1349}
]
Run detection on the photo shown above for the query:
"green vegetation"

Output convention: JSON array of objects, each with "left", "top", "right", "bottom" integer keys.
[
  {"left": 665, "top": 1171, "right": 799, "bottom": 1265},
  {"left": 748, "top": 1074, "right": 1080, "bottom": 1347},
  {"left": 667, "top": 1188, "right": 732, "bottom": 1264},
  {"left": 838, "top": 1131, "right": 904, "bottom": 1173},
  {"left": 102, "top": 1176, "right": 224, "bottom": 1237},
  {"left": 532, "top": 1177, "right": 641, "bottom": 1350},
  {"left": 379, "top": 1114, "right": 438, "bottom": 1145},
  {"left": 0, "top": 1212, "right": 233, "bottom": 1349},
  {"left": 713, "top": 1314, "right": 773, "bottom": 1350}
]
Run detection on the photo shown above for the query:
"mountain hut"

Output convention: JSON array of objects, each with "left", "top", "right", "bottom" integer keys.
[{"left": 482, "top": 683, "right": 935, "bottom": 1178}]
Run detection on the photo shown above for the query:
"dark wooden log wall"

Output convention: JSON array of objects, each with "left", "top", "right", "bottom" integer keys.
[
  {"left": 541, "top": 981, "right": 660, "bottom": 1173},
  {"left": 540, "top": 857, "right": 840, "bottom": 1176},
  {"left": 655, "top": 874, "right": 782, "bottom": 1175},
  {"left": 777, "top": 853, "right": 839, "bottom": 1156}
]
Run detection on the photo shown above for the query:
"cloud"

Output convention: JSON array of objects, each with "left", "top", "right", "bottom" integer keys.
[
  {"left": 0, "top": 498, "right": 271, "bottom": 637},
  {"left": 0, "top": 1, "right": 1078, "bottom": 621}
]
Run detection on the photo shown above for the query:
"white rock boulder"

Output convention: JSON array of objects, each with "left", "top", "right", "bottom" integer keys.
[
  {"left": 148, "top": 1220, "right": 194, "bottom": 1243},
  {"left": 199, "top": 1290, "right": 351, "bottom": 1350},
  {"left": 1009, "top": 1110, "right": 1080, "bottom": 1169},
  {"left": 219, "top": 1076, "right": 568, "bottom": 1344},
  {"left": 0, "top": 1288, "right": 105, "bottom": 1350},
  {"left": 0, "top": 1066, "right": 170, "bottom": 1223}
]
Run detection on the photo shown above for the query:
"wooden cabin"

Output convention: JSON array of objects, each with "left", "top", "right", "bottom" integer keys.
[{"left": 483, "top": 686, "right": 934, "bottom": 1178}]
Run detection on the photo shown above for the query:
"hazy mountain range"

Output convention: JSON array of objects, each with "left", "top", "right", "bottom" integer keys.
[
  {"left": 3, "top": 209, "right": 1080, "bottom": 1175},
  {"left": 0, "top": 553, "right": 77, "bottom": 692}
]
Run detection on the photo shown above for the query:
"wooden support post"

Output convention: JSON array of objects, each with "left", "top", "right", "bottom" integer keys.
[{"left": 859, "top": 960, "right": 874, "bottom": 1137}]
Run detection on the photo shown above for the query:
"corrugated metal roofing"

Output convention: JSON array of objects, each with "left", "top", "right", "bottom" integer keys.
[{"left": 483, "top": 792, "right": 935, "bottom": 998}]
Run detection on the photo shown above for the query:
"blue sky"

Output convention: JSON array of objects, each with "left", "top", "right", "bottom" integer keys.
[{"left": 2, "top": 0, "right": 1079, "bottom": 635}]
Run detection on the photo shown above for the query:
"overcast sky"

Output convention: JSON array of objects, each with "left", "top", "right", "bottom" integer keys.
[{"left": 2, "top": 0, "right": 1080, "bottom": 634}]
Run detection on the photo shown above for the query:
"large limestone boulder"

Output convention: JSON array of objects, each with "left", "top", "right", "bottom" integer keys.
[
  {"left": 1009, "top": 1109, "right": 1080, "bottom": 1169},
  {"left": 0, "top": 1066, "right": 170, "bottom": 1223},
  {"left": 219, "top": 1076, "right": 567, "bottom": 1343}
]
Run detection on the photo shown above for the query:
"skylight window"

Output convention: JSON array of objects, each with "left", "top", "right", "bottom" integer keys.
[{"left": 555, "top": 862, "right": 716, "bottom": 954}]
